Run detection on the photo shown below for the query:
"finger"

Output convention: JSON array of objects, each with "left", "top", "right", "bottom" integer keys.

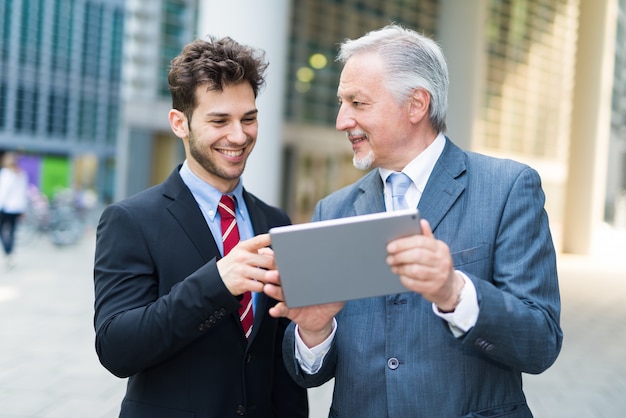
[
  {"left": 263, "top": 279, "right": 285, "bottom": 300},
  {"left": 420, "top": 219, "right": 434, "bottom": 239},
  {"left": 237, "top": 233, "right": 271, "bottom": 251},
  {"left": 268, "top": 301, "right": 289, "bottom": 318},
  {"left": 226, "top": 245, "right": 275, "bottom": 270},
  {"left": 251, "top": 252, "right": 276, "bottom": 270},
  {"left": 236, "top": 263, "right": 277, "bottom": 283},
  {"left": 387, "top": 233, "right": 420, "bottom": 255},
  {"left": 245, "top": 279, "right": 266, "bottom": 294},
  {"left": 229, "top": 268, "right": 271, "bottom": 294},
  {"left": 262, "top": 269, "right": 282, "bottom": 286},
  {"left": 257, "top": 246, "right": 274, "bottom": 257},
  {"left": 257, "top": 247, "right": 275, "bottom": 268},
  {"left": 387, "top": 218, "right": 434, "bottom": 254}
]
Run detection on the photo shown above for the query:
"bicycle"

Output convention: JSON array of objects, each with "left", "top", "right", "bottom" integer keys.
[{"left": 16, "top": 187, "right": 103, "bottom": 247}]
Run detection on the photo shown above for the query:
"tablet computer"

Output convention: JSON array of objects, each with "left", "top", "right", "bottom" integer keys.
[{"left": 269, "top": 209, "right": 421, "bottom": 308}]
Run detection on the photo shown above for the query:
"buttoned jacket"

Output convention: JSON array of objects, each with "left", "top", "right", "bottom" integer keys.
[
  {"left": 94, "top": 166, "right": 308, "bottom": 418},
  {"left": 283, "top": 138, "right": 562, "bottom": 418}
]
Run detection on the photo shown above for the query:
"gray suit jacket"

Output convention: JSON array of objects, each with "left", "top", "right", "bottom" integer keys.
[{"left": 283, "top": 139, "right": 562, "bottom": 417}]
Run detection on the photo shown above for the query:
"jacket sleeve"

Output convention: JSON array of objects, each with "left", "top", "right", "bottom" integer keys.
[
  {"left": 281, "top": 321, "right": 338, "bottom": 388},
  {"left": 93, "top": 203, "right": 242, "bottom": 377},
  {"left": 271, "top": 318, "right": 309, "bottom": 417},
  {"left": 460, "top": 166, "right": 563, "bottom": 374}
]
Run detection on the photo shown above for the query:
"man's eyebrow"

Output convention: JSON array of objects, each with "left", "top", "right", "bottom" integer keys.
[
  {"left": 204, "top": 109, "right": 258, "bottom": 118},
  {"left": 337, "top": 91, "right": 359, "bottom": 100}
]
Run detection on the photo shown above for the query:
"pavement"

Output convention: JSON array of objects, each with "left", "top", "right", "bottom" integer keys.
[{"left": 0, "top": 223, "right": 625, "bottom": 417}]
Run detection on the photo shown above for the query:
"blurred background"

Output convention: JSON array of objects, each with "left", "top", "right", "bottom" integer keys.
[
  {"left": 2, "top": 1, "right": 626, "bottom": 417},
  {"left": 1, "top": 0, "right": 625, "bottom": 255}
]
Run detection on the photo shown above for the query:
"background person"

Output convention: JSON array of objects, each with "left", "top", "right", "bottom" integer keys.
[
  {"left": 265, "top": 24, "right": 562, "bottom": 418},
  {"left": 0, "top": 151, "right": 29, "bottom": 269},
  {"left": 93, "top": 36, "right": 308, "bottom": 417}
]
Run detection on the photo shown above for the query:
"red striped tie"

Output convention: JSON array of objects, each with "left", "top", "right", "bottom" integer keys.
[{"left": 218, "top": 195, "right": 253, "bottom": 339}]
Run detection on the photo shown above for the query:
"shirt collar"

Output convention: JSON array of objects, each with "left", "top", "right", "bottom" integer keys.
[
  {"left": 379, "top": 132, "right": 446, "bottom": 193},
  {"left": 179, "top": 160, "right": 246, "bottom": 221}
]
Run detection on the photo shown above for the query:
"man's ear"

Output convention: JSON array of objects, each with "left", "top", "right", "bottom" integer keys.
[
  {"left": 168, "top": 109, "right": 189, "bottom": 139},
  {"left": 408, "top": 88, "right": 431, "bottom": 124}
]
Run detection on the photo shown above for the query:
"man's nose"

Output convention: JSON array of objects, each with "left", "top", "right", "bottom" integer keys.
[
  {"left": 227, "top": 122, "right": 247, "bottom": 143},
  {"left": 335, "top": 104, "right": 354, "bottom": 131}
]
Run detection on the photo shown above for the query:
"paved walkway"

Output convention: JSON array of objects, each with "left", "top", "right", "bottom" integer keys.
[{"left": 0, "top": 224, "right": 624, "bottom": 417}]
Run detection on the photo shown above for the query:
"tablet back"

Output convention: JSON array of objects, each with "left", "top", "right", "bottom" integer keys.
[{"left": 269, "top": 209, "right": 421, "bottom": 308}]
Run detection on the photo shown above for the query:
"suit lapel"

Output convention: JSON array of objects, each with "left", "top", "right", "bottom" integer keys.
[
  {"left": 354, "top": 170, "right": 386, "bottom": 215},
  {"left": 162, "top": 169, "right": 270, "bottom": 344},
  {"left": 418, "top": 139, "right": 466, "bottom": 232},
  {"left": 241, "top": 190, "right": 271, "bottom": 341},
  {"left": 243, "top": 191, "right": 269, "bottom": 235},
  {"left": 162, "top": 167, "right": 221, "bottom": 263}
]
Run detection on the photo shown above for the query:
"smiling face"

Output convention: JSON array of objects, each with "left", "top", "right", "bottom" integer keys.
[
  {"left": 170, "top": 82, "right": 258, "bottom": 193},
  {"left": 336, "top": 52, "right": 424, "bottom": 172}
]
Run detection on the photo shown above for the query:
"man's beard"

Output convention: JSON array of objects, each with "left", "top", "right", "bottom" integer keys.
[
  {"left": 188, "top": 132, "right": 246, "bottom": 181},
  {"left": 353, "top": 150, "right": 375, "bottom": 171}
]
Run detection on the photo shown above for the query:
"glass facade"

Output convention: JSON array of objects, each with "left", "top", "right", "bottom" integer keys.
[
  {"left": 159, "top": 0, "right": 195, "bottom": 97},
  {"left": 0, "top": 0, "right": 125, "bottom": 200},
  {"left": 0, "top": 0, "right": 621, "bottom": 227},
  {"left": 117, "top": 0, "right": 195, "bottom": 198},
  {"left": 285, "top": 0, "right": 439, "bottom": 127},
  {"left": 482, "top": 0, "right": 578, "bottom": 162},
  {"left": 608, "top": 0, "right": 626, "bottom": 224},
  {"left": 282, "top": 0, "right": 439, "bottom": 222},
  {"left": 612, "top": 0, "right": 626, "bottom": 134}
]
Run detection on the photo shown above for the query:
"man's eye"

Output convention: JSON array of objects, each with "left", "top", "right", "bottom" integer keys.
[{"left": 242, "top": 117, "right": 257, "bottom": 124}]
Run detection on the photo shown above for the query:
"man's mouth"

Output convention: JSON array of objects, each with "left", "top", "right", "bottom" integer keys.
[
  {"left": 218, "top": 148, "right": 244, "bottom": 158},
  {"left": 347, "top": 131, "right": 368, "bottom": 145}
]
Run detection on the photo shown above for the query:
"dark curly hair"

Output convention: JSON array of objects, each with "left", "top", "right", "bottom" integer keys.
[{"left": 168, "top": 36, "right": 268, "bottom": 121}]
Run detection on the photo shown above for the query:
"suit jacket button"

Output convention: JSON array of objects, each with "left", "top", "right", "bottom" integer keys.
[
  {"left": 387, "top": 357, "right": 399, "bottom": 370},
  {"left": 235, "top": 405, "right": 246, "bottom": 415}
]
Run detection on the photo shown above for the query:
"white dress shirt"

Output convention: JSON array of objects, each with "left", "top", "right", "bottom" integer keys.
[{"left": 295, "top": 133, "right": 479, "bottom": 373}]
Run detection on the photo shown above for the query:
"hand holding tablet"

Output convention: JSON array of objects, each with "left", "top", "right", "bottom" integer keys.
[{"left": 269, "top": 209, "right": 422, "bottom": 308}]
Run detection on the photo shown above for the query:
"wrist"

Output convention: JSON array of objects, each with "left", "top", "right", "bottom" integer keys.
[
  {"left": 297, "top": 322, "right": 334, "bottom": 348},
  {"left": 437, "top": 272, "right": 465, "bottom": 313}
]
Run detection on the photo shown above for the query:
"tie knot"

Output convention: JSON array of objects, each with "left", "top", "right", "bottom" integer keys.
[
  {"left": 218, "top": 195, "right": 236, "bottom": 219},
  {"left": 387, "top": 173, "right": 412, "bottom": 198}
]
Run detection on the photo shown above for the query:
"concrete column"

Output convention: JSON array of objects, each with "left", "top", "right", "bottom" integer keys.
[
  {"left": 437, "top": 0, "right": 488, "bottom": 150},
  {"left": 198, "top": 0, "right": 291, "bottom": 206},
  {"left": 562, "top": 0, "right": 617, "bottom": 254}
]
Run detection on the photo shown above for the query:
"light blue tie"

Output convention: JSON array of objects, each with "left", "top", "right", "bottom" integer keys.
[{"left": 387, "top": 172, "right": 412, "bottom": 211}]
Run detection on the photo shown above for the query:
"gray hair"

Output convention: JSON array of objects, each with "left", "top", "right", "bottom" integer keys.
[{"left": 337, "top": 24, "right": 448, "bottom": 133}]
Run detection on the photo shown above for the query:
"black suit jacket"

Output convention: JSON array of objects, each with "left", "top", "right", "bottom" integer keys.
[{"left": 94, "top": 167, "right": 308, "bottom": 418}]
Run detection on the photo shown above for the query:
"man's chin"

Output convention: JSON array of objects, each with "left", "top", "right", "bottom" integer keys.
[{"left": 353, "top": 153, "right": 375, "bottom": 171}]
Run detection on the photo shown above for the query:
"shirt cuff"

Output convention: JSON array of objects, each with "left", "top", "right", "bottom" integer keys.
[
  {"left": 294, "top": 318, "right": 337, "bottom": 375},
  {"left": 432, "top": 272, "right": 478, "bottom": 337}
]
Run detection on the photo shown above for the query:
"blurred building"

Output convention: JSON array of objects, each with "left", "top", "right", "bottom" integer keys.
[
  {"left": 114, "top": 0, "right": 194, "bottom": 201},
  {"left": 0, "top": 0, "right": 124, "bottom": 201},
  {"left": 1, "top": 0, "right": 625, "bottom": 254},
  {"left": 608, "top": 0, "right": 626, "bottom": 227},
  {"left": 197, "top": 0, "right": 625, "bottom": 254}
]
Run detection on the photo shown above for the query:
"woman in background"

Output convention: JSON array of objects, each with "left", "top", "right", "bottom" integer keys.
[{"left": 0, "top": 151, "right": 29, "bottom": 269}]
